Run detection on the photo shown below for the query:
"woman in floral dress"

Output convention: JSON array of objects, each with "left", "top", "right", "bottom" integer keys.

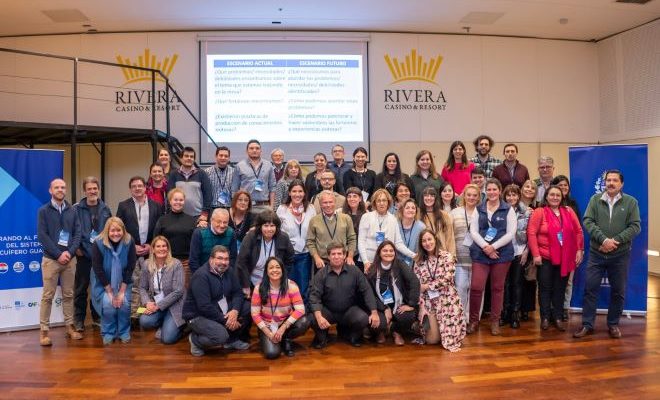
[{"left": 414, "top": 229, "right": 466, "bottom": 352}]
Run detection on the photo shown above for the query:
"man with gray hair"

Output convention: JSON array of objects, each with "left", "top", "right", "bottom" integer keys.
[
  {"left": 270, "top": 148, "right": 286, "bottom": 183},
  {"left": 534, "top": 156, "right": 555, "bottom": 203},
  {"left": 188, "top": 208, "right": 237, "bottom": 274},
  {"left": 306, "top": 190, "right": 356, "bottom": 269}
]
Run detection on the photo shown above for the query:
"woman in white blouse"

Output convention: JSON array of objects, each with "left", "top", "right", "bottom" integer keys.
[
  {"left": 276, "top": 180, "right": 316, "bottom": 302},
  {"left": 358, "top": 189, "right": 416, "bottom": 272}
]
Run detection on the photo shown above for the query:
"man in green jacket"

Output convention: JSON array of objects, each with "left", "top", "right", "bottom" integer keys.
[{"left": 574, "top": 170, "right": 641, "bottom": 339}]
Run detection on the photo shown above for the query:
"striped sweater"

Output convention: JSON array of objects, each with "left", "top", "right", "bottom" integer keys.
[{"left": 250, "top": 279, "right": 306, "bottom": 329}]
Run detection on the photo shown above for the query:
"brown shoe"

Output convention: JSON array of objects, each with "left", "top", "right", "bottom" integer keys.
[
  {"left": 608, "top": 326, "right": 622, "bottom": 339},
  {"left": 573, "top": 326, "right": 594, "bottom": 338},
  {"left": 40, "top": 330, "right": 52, "bottom": 346},
  {"left": 554, "top": 319, "right": 566, "bottom": 332},
  {"left": 393, "top": 332, "right": 405, "bottom": 346},
  {"left": 490, "top": 322, "right": 501, "bottom": 336},
  {"left": 466, "top": 321, "right": 479, "bottom": 334},
  {"left": 376, "top": 332, "right": 386, "bottom": 344},
  {"left": 66, "top": 324, "right": 83, "bottom": 340}
]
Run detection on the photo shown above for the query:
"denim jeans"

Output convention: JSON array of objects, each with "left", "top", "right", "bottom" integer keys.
[
  {"left": 454, "top": 264, "right": 471, "bottom": 322},
  {"left": 100, "top": 286, "right": 132, "bottom": 341},
  {"left": 139, "top": 309, "right": 183, "bottom": 344},
  {"left": 581, "top": 251, "right": 631, "bottom": 329},
  {"left": 290, "top": 253, "right": 312, "bottom": 303}
]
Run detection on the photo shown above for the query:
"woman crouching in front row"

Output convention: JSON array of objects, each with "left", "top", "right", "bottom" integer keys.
[{"left": 251, "top": 256, "right": 310, "bottom": 359}]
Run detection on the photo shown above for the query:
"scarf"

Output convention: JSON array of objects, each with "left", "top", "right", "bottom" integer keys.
[
  {"left": 543, "top": 206, "right": 578, "bottom": 277},
  {"left": 109, "top": 241, "right": 125, "bottom": 292}
]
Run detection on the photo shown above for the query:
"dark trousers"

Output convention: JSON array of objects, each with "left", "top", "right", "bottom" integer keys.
[
  {"left": 503, "top": 255, "right": 525, "bottom": 319},
  {"left": 581, "top": 251, "right": 631, "bottom": 329},
  {"left": 311, "top": 305, "right": 369, "bottom": 341},
  {"left": 259, "top": 315, "right": 311, "bottom": 359},
  {"left": 537, "top": 259, "right": 569, "bottom": 321},
  {"left": 73, "top": 255, "right": 99, "bottom": 324},
  {"left": 372, "top": 308, "right": 417, "bottom": 335},
  {"left": 188, "top": 301, "right": 251, "bottom": 350}
]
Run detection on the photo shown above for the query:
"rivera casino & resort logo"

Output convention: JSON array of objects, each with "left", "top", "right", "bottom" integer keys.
[{"left": 383, "top": 49, "right": 447, "bottom": 111}]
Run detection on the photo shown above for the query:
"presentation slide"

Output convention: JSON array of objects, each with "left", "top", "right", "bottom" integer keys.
[{"left": 206, "top": 54, "right": 364, "bottom": 143}]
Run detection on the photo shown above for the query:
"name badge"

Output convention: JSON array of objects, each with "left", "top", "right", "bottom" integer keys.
[
  {"left": 557, "top": 231, "right": 564, "bottom": 246},
  {"left": 462, "top": 234, "right": 473, "bottom": 247},
  {"left": 484, "top": 227, "right": 497, "bottom": 242},
  {"left": 58, "top": 230, "right": 70, "bottom": 247},
  {"left": 375, "top": 231, "right": 385, "bottom": 245},
  {"left": 427, "top": 289, "right": 440, "bottom": 299},
  {"left": 154, "top": 292, "right": 165, "bottom": 303},
  {"left": 217, "top": 297, "right": 229, "bottom": 314},
  {"left": 218, "top": 190, "right": 230, "bottom": 206},
  {"left": 89, "top": 229, "right": 99, "bottom": 244},
  {"left": 254, "top": 179, "right": 264, "bottom": 192},
  {"left": 382, "top": 288, "right": 394, "bottom": 305},
  {"left": 361, "top": 190, "right": 370, "bottom": 202}
]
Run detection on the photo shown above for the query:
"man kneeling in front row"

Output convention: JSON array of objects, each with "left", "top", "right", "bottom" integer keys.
[
  {"left": 309, "top": 241, "right": 380, "bottom": 348},
  {"left": 182, "top": 245, "right": 251, "bottom": 356}
]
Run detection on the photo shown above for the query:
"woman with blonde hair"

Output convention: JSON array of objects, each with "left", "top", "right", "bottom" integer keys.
[
  {"left": 358, "top": 189, "right": 415, "bottom": 272},
  {"left": 91, "top": 217, "right": 136, "bottom": 345},
  {"left": 274, "top": 159, "right": 305, "bottom": 210},
  {"left": 139, "top": 235, "right": 186, "bottom": 344},
  {"left": 410, "top": 149, "right": 444, "bottom": 199}
]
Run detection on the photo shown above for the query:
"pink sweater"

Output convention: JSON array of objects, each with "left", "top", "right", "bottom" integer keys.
[{"left": 441, "top": 162, "right": 475, "bottom": 195}]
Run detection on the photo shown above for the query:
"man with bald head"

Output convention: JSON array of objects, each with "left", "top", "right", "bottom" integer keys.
[
  {"left": 188, "top": 208, "right": 237, "bottom": 274},
  {"left": 37, "top": 178, "right": 82, "bottom": 346}
]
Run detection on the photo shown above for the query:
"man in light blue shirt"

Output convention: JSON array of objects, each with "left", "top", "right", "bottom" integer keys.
[{"left": 231, "top": 139, "right": 276, "bottom": 215}]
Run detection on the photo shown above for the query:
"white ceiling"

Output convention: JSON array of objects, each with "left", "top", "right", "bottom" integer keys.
[{"left": 0, "top": 0, "right": 659, "bottom": 41}]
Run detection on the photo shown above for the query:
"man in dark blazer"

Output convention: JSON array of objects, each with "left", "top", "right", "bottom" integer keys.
[{"left": 116, "top": 176, "right": 164, "bottom": 318}]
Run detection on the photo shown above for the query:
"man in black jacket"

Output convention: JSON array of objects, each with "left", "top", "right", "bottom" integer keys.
[
  {"left": 73, "top": 176, "right": 111, "bottom": 331},
  {"left": 116, "top": 176, "right": 163, "bottom": 319},
  {"left": 37, "top": 178, "right": 82, "bottom": 346},
  {"left": 309, "top": 241, "right": 380, "bottom": 348},
  {"left": 182, "top": 245, "right": 251, "bottom": 356}
]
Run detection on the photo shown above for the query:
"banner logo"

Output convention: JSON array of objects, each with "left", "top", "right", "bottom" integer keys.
[
  {"left": 116, "top": 49, "right": 178, "bottom": 86},
  {"left": 29, "top": 261, "right": 40, "bottom": 272},
  {"left": 0, "top": 262, "right": 7, "bottom": 274},
  {"left": 383, "top": 49, "right": 447, "bottom": 112},
  {"left": 384, "top": 49, "right": 443, "bottom": 85},
  {"left": 12, "top": 262, "right": 24, "bottom": 273}
]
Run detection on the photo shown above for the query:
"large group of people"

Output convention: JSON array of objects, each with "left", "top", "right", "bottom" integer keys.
[{"left": 36, "top": 135, "right": 641, "bottom": 359}]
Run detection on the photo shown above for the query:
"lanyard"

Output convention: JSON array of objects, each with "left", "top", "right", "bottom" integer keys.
[
  {"left": 425, "top": 257, "right": 438, "bottom": 282},
  {"left": 214, "top": 166, "right": 229, "bottom": 191},
  {"left": 250, "top": 162, "right": 263, "bottom": 180},
  {"left": 424, "top": 213, "right": 436, "bottom": 234},
  {"left": 322, "top": 214, "right": 338, "bottom": 240},
  {"left": 155, "top": 268, "right": 163, "bottom": 293},
  {"left": 269, "top": 291, "right": 282, "bottom": 321},
  {"left": 377, "top": 214, "right": 386, "bottom": 231},
  {"left": 400, "top": 222, "right": 413, "bottom": 248},
  {"left": 464, "top": 208, "right": 472, "bottom": 231},
  {"left": 262, "top": 239, "right": 274, "bottom": 258},
  {"left": 354, "top": 169, "right": 366, "bottom": 190}
]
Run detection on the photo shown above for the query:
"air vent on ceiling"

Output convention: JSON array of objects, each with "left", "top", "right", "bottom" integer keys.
[
  {"left": 615, "top": 0, "right": 653, "bottom": 4},
  {"left": 459, "top": 12, "right": 505, "bottom": 25},
  {"left": 41, "top": 9, "right": 89, "bottom": 23}
]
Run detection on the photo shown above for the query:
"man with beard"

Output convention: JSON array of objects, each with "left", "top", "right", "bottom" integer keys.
[{"left": 470, "top": 135, "right": 501, "bottom": 178}]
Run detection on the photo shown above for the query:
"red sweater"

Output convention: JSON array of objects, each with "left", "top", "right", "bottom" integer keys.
[
  {"left": 440, "top": 162, "right": 475, "bottom": 195},
  {"left": 527, "top": 207, "right": 584, "bottom": 260}
]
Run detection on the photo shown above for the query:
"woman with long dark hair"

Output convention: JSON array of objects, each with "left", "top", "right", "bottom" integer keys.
[
  {"left": 276, "top": 179, "right": 316, "bottom": 302},
  {"left": 413, "top": 229, "right": 466, "bottom": 351},
  {"left": 410, "top": 149, "right": 444, "bottom": 199},
  {"left": 229, "top": 190, "right": 254, "bottom": 247},
  {"left": 342, "top": 147, "right": 376, "bottom": 202},
  {"left": 374, "top": 152, "right": 414, "bottom": 199},
  {"left": 342, "top": 187, "right": 367, "bottom": 269},
  {"left": 366, "top": 240, "right": 420, "bottom": 346},
  {"left": 441, "top": 141, "right": 475, "bottom": 195},
  {"left": 419, "top": 186, "right": 456, "bottom": 255},
  {"left": 251, "top": 256, "right": 310, "bottom": 358}
]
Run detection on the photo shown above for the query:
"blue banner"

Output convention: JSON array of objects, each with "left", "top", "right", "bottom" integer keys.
[
  {"left": 569, "top": 144, "right": 648, "bottom": 314},
  {"left": 0, "top": 149, "right": 63, "bottom": 330}
]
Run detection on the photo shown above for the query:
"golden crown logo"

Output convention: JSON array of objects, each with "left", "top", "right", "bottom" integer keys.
[
  {"left": 384, "top": 49, "right": 443, "bottom": 85},
  {"left": 116, "top": 49, "right": 179, "bottom": 85}
]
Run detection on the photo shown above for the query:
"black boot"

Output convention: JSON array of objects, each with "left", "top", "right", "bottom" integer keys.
[
  {"left": 510, "top": 311, "right": 520, "bottom": 329},
  {"left": 282, "top": 333, "right": 295, "bottom": 357},
  {"left": 520, "top": 311, "right": 529, "bottom": 321}
]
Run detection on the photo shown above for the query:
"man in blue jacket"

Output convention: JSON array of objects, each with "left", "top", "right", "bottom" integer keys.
[
  {"left": 73, "top": 177, "right": 111, "bottom": 331},
  {"left": 37, "top": 178, "right": 82, "bottom": 346},
  {"left": 182, "top": 245, "right": 251, "bottom": 356}
]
